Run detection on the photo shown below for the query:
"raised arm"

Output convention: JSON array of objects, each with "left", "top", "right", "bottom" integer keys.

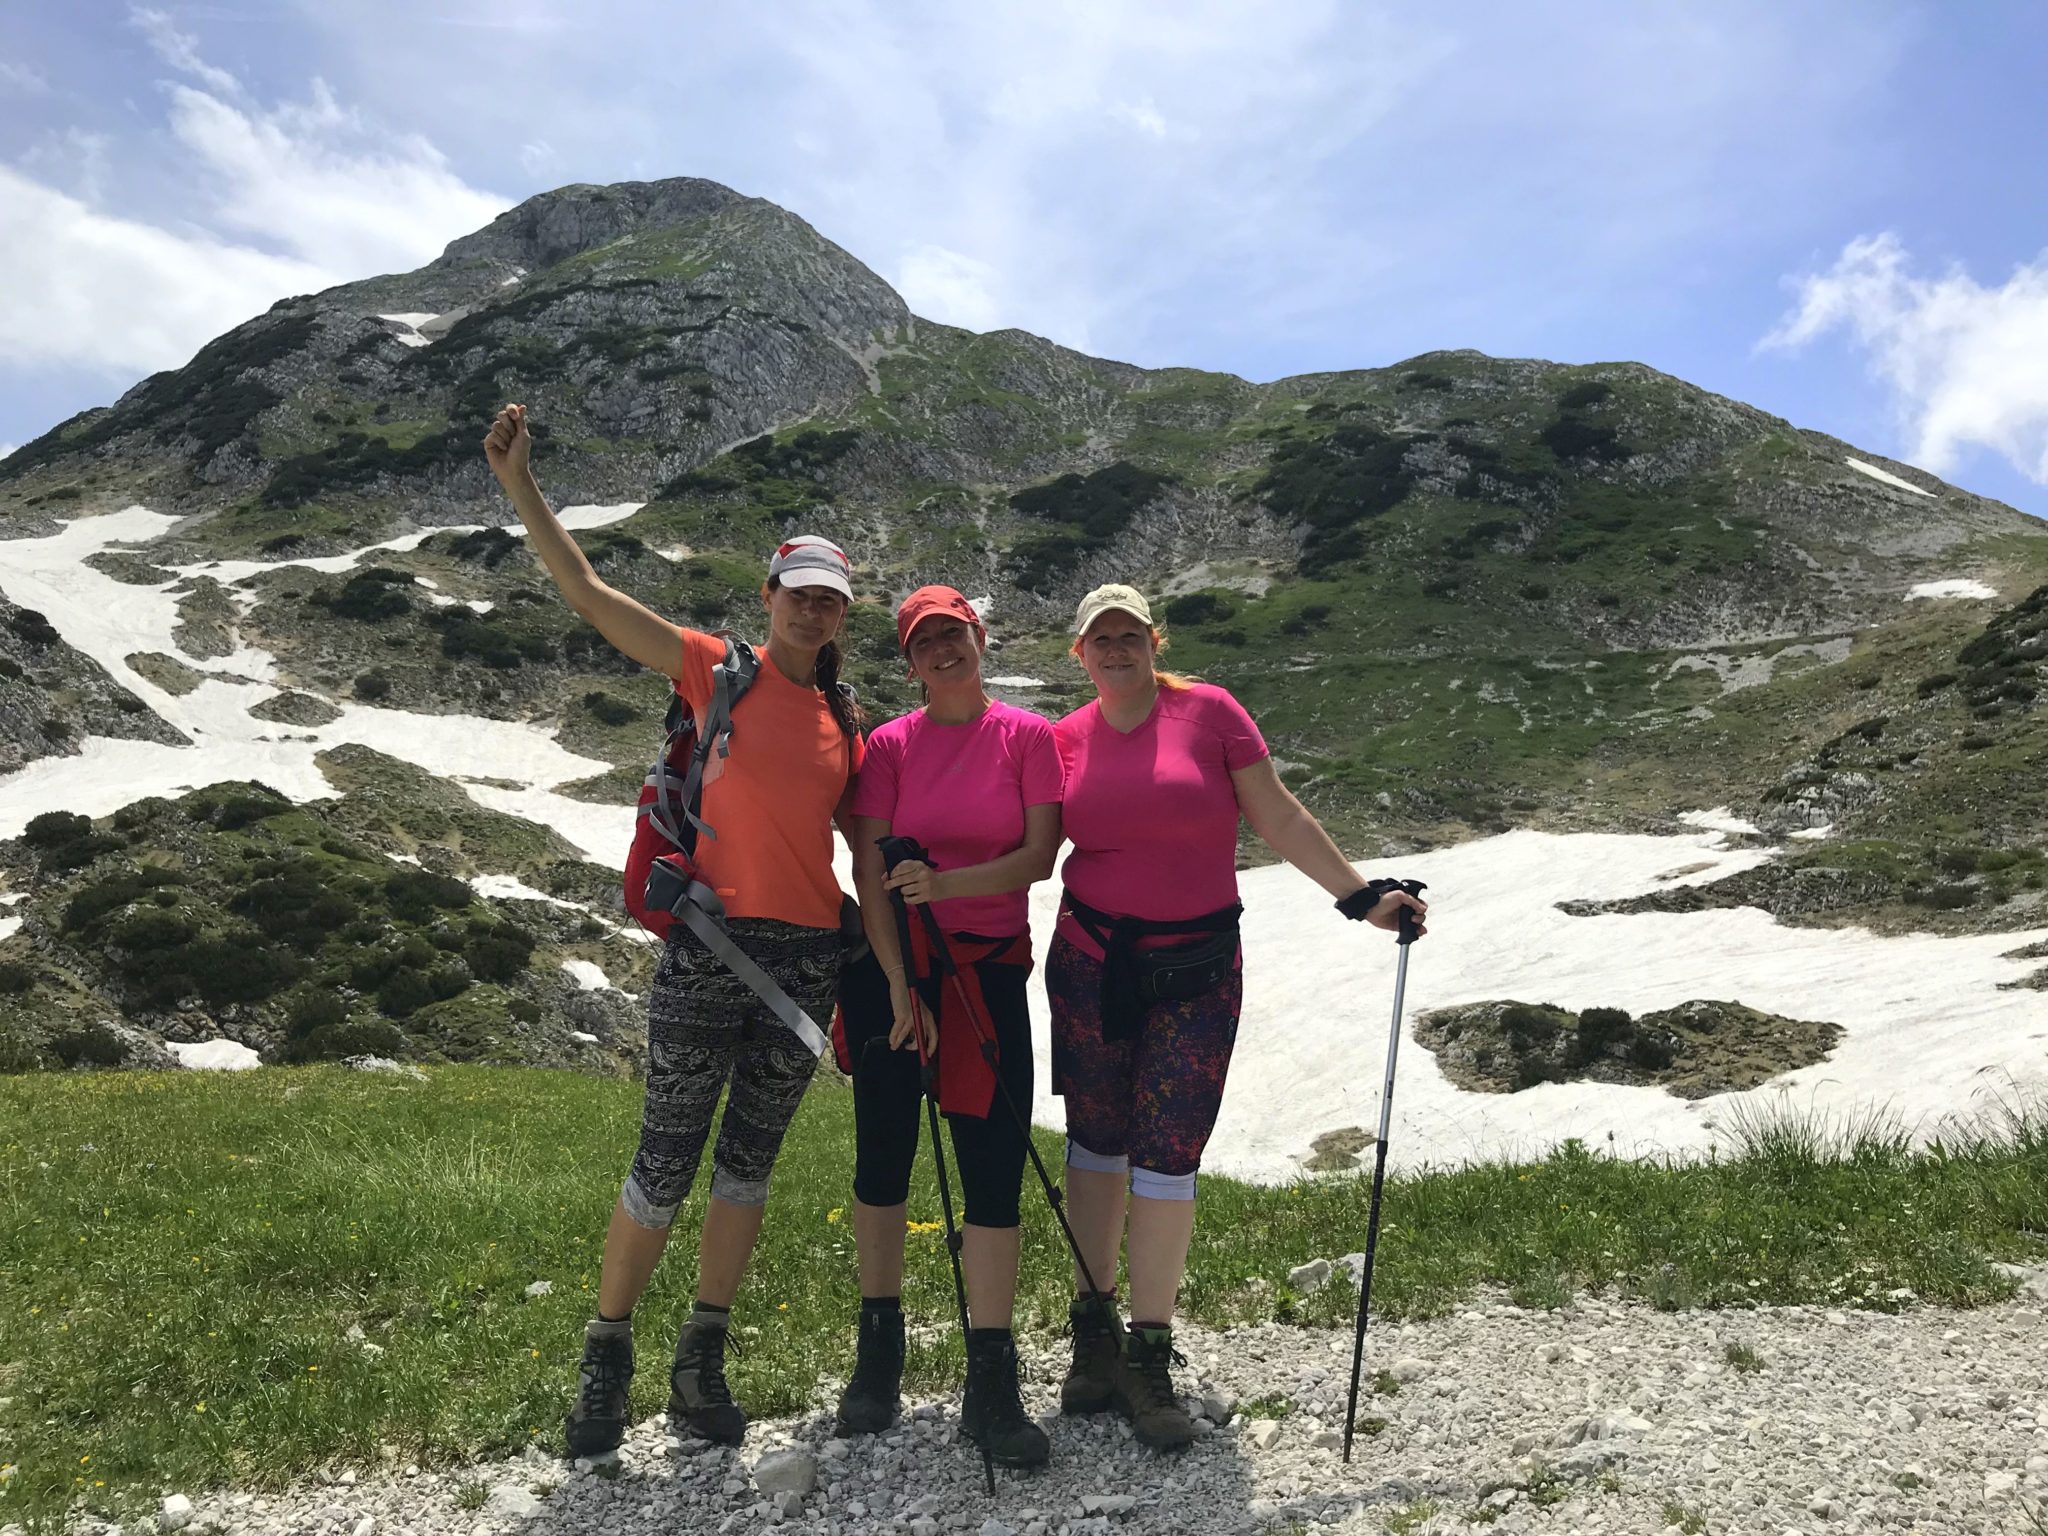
[{"left": 483, "top": 403, "right": 687, "bottom": 679}]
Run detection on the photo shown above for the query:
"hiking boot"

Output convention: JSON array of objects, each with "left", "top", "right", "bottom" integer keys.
[
  {"left": 834, "top": 1304, "right": 906, "bottom": 1435},
  {"left": 961, "top": 1329, "right": 1050, "bottom": 1468},
  {"left": 564, "top": 1323, "right": 634, "bottom": 1456},
  {"left": 669, "top": 1313, "right": 746, "bottom": 1444},
  {"left": 1059, "top": 1291, "right": 1122, "bottom": 1415},
  {"left": 1111, "top": 1323, "right": 1193, "bottom": 1451}
]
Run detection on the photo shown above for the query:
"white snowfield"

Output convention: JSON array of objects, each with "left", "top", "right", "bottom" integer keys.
[
  {"left": 3, "top": 507, "right": 2044, "bottom": 1165},
  {"left": 1907, "top": 577, "right": 2000, "bottom": 601},
  {"left": 1845, "top": 456, "right": 1935, "bottom": 497},
  {"left": 166, "top": 1038, "right": 261, "bottom": 1071},
  {"left": 560, "top": 959, "right": 615, "bottom": 992}
]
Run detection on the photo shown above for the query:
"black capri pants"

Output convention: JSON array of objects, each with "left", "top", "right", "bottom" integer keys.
[{"left": 839, "top": 944, "right": 1033, "bottom": 1228}]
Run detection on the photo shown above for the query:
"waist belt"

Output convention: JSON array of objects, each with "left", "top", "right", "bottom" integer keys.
[{"left": 1062, "top": 890, "right": 1242, "bottom": 1041}]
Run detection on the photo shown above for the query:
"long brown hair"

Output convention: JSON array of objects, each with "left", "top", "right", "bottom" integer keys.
[{"left": 766, "top": 576, "right": 866, "bottom": 738}]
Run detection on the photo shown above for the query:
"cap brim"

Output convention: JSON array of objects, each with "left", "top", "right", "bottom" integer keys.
[
  {"left": 779, "top": 569, "right": 853, "bottom": 599},
  {"left": 1075, "top": 604, "right": 1149, "bottom": 634}
]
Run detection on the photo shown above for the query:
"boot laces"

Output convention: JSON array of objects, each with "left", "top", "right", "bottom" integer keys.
[
  {"left": 680, "top": 1324, "right": 740, "bottom": 1403},
  {"left": 1129, "top": 1333, "right": 1185, "bottom": 1407},
  {"left": 579, "top": 1335, "right": 630, "bottom": 1410}
]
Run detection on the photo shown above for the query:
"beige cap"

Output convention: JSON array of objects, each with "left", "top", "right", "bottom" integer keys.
[{"left": 1073, "top": 583, "right": 1154, "bottom": 635}]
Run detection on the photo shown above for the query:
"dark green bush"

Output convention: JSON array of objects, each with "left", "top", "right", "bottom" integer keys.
[
  {"left": 51, "top": 1024, "right": 127, "bottom": 1068},
  {"left": 1007, "top": 462, "right": 1176, "bottom": 592},
  {"left": 184, "top": 937, "right": 306, "bottom": 1005},
  {"left": 353, "top": 669, "right": 393, "bottom": 701},
  {"left": 1558, "top": 381, "right": 1614, "bottom": 410},
  {"left": 582, "top": 691, "right": 639, "bottom": 726},
  {"left": 8, "top": 610, "right": 60, "bottom": 646},
  {"left": 1210, "top": 628, "right": 1248, "bottom": 647},
  {"left": 1165, "top": 592, "right": 1236, "bottom": 625},
  {"left": 289, "top": 1019, "right": 406, "bottom": 1062},
  {"left": 1501, "top": 1003, "right": 1564, "bottom": 1051},
  {"left": 428, "top": 609, "right": 554, "bottom": 669},
  {"left": 1253, "top": 425, "right": 1414, "bottom": 571},
  {"left": 376, "top": 967, "right": 438, "bottom": 1018},
  {"left": 1518, "top": 582, "right": 1551, "bottom": 601},
  {"left": 24, "top": 811, "right": 92, "bottom": 849},
  {"left": 1627, "top": 1032, "right": 1677, "bottom": 1070},
  {"left": 111, "top": 910, "right": 197, "bottom": 951},
  {"left": 1538, "top": 418, "right": 1630, "bottom": 463},
  {"left": 1398, "top": 371, "right": 1454, "bottom": 392},
  {"left": 286, "top": 989, "right": 348, "bottom": 1038},
  {"left": 385, "top": 869, "right": 474, "bottom": 922},
  {"left": 0, "top": 962, "right": 33, "bottom": 994},
  {"left": 1575, "top": 1006, "right": 1633, "bottom": 1062},
  {"left": 0, "top": 656, "right": 21, "bottom": 680},
  {"left": 446, "top": 527, "right": 521, "bottom": 568},
  {"left": 464, "top": 922, "right": 536, "bottom": 982},
  {"left": 323, "top": 570, "right": 413, "bottom": 622}
]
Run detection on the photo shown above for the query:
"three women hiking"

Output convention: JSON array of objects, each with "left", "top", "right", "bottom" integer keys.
[{"left": 483, "top": 404, "right": 1427, "bottom": 1464}]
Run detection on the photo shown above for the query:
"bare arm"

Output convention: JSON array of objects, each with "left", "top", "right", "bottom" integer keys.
[
  {"left": 1233, "top": 757, "right": 1429, "bottom": 936},
  {"left": 882, "top": 803, "right": 1063, "bottom": 906},
  {"left": 1232, "top": 756, "right": 1367, "bottom": 899},
  {"left": 851, "top": 813, "right": 928, "bottom": 1050},
  {"left": 483, "top": 403, "right": 688, "bottom": 679}
]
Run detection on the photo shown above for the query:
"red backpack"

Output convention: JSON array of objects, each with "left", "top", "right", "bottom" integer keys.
[{"left": 622, "top": 636, "right": 761, "bottom": 940}]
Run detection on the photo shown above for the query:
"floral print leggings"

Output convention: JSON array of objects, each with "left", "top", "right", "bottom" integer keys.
[{"left": 1044, "top": 932, "right": 1243, "bottom": 1178}]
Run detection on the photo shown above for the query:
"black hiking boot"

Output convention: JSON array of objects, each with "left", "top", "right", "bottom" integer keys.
[
  {"left": 961, "top": 1329, "right": 1050, "bottom": 1468},
  {"left": 669, "top": 1312, "right": 746, "bottom": 1444},
  {"left": 1059, "top": 1291, "right": 1122, "bottom": 1416},
  {"left": 834, "top": 1303, "right": 906, "bottom": 1435},
  {"left": 1111, "top": 1323, "right": 1193, "bottom": 1451},
  {"left": 564, "top": 1322, "right": 634, "bottom": 1456}
]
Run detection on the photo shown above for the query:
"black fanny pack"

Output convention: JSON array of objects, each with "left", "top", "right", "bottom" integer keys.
[{"left": 1064, "top": 891, "right": 1242, "bottom": 1039}]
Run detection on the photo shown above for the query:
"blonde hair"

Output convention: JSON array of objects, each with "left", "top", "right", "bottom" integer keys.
[{"left": 1069, "top": 623, "right": 1197, "bottom": 691}]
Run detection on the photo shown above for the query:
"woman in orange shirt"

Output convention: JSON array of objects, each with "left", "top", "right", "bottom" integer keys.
[{"left": 485, "top": 406, "right": 863, "bottom": 1453}]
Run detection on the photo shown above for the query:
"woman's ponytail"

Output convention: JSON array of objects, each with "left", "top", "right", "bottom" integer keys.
[{"left": 815, "top": 638, "right": 867, "bottom": 739}]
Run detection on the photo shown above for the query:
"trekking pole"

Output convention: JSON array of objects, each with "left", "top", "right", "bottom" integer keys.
[
  {"left": 876, "top": 839, "right": 1117, "bottom": 1312},
  {"left": 883, "top": 863, "right": 995, "bottom": 1497},
  {"left": 1342, "top": 880, "right": 1428, "bottom": 1465}
]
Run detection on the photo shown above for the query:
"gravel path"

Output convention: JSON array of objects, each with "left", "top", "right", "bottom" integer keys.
[{"left": 56, "top": 1269, "right": 2048, "bottom": 1536}]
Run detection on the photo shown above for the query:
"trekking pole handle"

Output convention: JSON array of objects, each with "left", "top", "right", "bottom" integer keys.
[{"left": 1393, "top": 879, "right": 1427, "bottom": 947}]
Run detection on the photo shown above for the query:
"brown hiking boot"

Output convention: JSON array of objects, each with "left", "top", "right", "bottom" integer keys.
[
  {"left": 1111, "top": 1323, "right": 1193, "bottom": 1451},
  {"left": 1060, "top": 1291, "right": 1121, "bottom": 1415}
]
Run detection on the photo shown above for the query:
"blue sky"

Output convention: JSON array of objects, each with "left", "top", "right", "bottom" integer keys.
[{"left": 2, "top": 1, "right": 2045, "bottom": 517}]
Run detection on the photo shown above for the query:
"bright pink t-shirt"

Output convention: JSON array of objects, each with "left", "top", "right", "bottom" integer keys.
[
  {"left": 851, "top": 701, "right": 1064, "bottom": 937},
  {"left": 1054, "top": 682, "right": 1269, "bottom": 959}
]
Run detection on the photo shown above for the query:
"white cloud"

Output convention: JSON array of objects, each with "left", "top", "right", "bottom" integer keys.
[
  {"left": 0, "top": 166, "right": 327, "bottom": 373},
  {"left": 0, "top": 17, "right": 507, "bottom": 380},
  {"left": 164, "top": 80, "right": 507, "bottom": 274},
  {"left": 519, "top": 140, "right": 558, "bottom": 178},
  {"left": 895, "top": 244, "right": 1010, "bottom": 337},
  {"left": 1765, "top": 232, "right": 2048, "bottom": 484},
  {"left": 131, "top": 7, "right": 242, "bottom": 97},
  {"left": 0, "top": 60, "right": 50, "bottom": 95},
  {"left": 0, "top": 443, "right": 17, "bottom": 459}
]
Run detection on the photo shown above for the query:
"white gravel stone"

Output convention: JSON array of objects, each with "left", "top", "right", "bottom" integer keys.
[
  {"left": 526, "top": 1280, "right": 554, "bottom": 1297},
  {"left": 1247, "top": 1419, "right": 1283, "bottom": 1450},
  {"left": 485, "top": 1482, "right": 540, "bottom": 1518},
  {"left": 160, "top": 1494, "right": 195, "bottom": 1531},
  {"left": 1287, "top": 1259, "right": 1333, "bottom": 1293},
  {"left": 753, "top": 1448, "right": 818, "bottom": 1496}
]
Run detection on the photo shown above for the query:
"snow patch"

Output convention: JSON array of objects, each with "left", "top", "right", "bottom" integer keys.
[
  {"left": 1906, "top": 578, "right": 1998, "bottom": 601},
  {"left": 168, "top": 1039, "right": 262, "bottom": 1072},
  {"left": 561, "top": 960, "right": 613, "bottom": 991},
  {"left": 1789, "top": 824, "right": 1835, "bottom": 841},
  {"left": 0, "top": 915, "right": 20, "bottom": 942},
  {"left": 556, "top": 503, "right": 645, "bottom": 532},
  {"left": 987, "top": 675, "right": 1046, "bottom": 688},
  {"left": 1845, "top": 457, "right": 1935, "bottom": 497},
  {"left": 1678, "top": 807, "right": 1762, "bottom": 837}
]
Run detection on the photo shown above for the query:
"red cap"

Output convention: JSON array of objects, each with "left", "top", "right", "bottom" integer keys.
[{"left": 895, "top": 585, "right": 984, "bottom": 652}]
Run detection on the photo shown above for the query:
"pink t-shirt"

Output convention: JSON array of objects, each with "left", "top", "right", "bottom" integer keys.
[
  {"left": 851, "top": 701, "right": 1064, "bottom": 937},
  {"left": 1054, "top": 683, "right": 1269, "bottom": 958}
]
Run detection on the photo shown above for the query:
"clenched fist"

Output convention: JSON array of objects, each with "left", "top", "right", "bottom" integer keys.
[{"left": 483, "top": 403, "right": 531, "bottom": 484}]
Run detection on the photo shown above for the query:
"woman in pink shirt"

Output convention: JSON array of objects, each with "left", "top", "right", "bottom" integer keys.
[
  {"left": 1049, "top": 583, "right": 1427, "bottom": 1452},
  {"left": 835, "top": 586, "right": 1065, "bottom": 1467}
]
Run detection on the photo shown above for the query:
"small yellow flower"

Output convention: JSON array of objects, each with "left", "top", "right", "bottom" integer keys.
[
  {"left": 530, "top": 1349, "right": 540, "bottom": 1358},
  {"left": 778, "top": 1302, "right": 788, "bottom": 1311},
  {"left": 826, "top": 1207, "right": 843, "bottom": 1225},
  {"left": 307, "top": 1365, "right": 318, "bottom": 1373},
  {"left": 80, "top": 1455, "right": 90, "bottom": 1464},
  {"left": 195, "top": 1402, "right": 207, "bottom": 1413}
]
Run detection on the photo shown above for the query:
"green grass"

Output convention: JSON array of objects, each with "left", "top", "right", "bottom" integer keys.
[{"left": 2, "top": 1073, "right": 2045, "bottom": 1526}]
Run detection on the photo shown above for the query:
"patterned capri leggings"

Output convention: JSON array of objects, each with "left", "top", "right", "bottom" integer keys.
[
  {"left": 1045, "top": 932, "right": 1243, "bottom": 1188},
  {"left": 619, "top": 917, "right": 842, "bottom": 1229}
]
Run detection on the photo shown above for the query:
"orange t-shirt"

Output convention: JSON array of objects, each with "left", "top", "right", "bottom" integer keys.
[{"left": 675, "top": 628, "right": 862, "bottom": 930}]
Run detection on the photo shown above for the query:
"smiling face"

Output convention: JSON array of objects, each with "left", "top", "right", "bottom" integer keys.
[
  {"left": 763, "top": 580, "right": 848, "bottom": 652},
  {"left": 905, "top": 614, "right": 985, "bottom": 690},
  {"left": 1077, "top": 609, "right": 1159, "bottom": 700}
]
